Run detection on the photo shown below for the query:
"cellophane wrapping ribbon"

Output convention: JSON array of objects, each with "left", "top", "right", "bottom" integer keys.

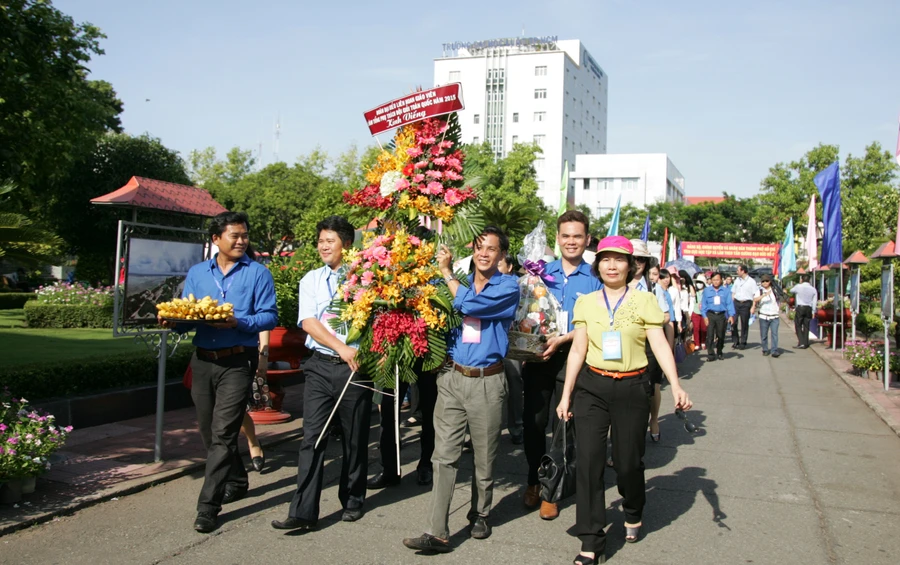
[{"left": 508, "top": 222, "right": 562, "bottom": 361}]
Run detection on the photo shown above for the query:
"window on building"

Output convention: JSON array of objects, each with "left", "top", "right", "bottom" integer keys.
[
  {"left": 511, "top": 135, "right": 518, "bottom": 145},
  {"left": 535, "top": 65, "right": 547, "bottom": 76},
  {"left": 533, "top": 134, "right": 545, "bottom": 147},
  {"left": 534, "top": 111, "right": 546, "bottom": 122},
  {"left": 512, "top": 112, "right": 519, "bottom": 123},
  {"left": 622, "top": 178, "right": 639, "bottom": 191},
  {"left": 473, "top": 114, "right": 480, "bottom": 124},
  {"left": 538, "top": 181, "right": 545, "bottom": 190},
  {"left": 534, "top": 89, "right": 547, "bottom": 99},
  {"left": 473, "top": 136, "right": 480, "bottom": 144},
  {"left": 535, "top": 158, "right": 545, "bottom": 169},
  {"left": 449, "top": 71, "right": 460, "bottom": 81},
  {"left": 597, "top": 178, "right": 612, "bottom": 191}
]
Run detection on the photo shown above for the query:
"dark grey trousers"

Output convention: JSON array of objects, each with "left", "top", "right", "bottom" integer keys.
[{"left": 190, "top": 351, "right": 254, "bottom": 514}]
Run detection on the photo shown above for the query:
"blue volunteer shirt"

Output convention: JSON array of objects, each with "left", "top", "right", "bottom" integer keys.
[
  {"left": 448, "top": 272, "right": 520, "bottom": 368},
  {"left": 297, "top": 264, "right": 349, "bottom": 355},
  {"left": 655, "top": 284, "right": 674, "bottom": 318},
  {"left": 700, "top": 284, "right": 736, "bottom": 318},
  {"left": 181, "top": 253, "right": 278, "bottom": 349},
  {"left": 544, "top": 259, "right": 603, "bottom": 333}
]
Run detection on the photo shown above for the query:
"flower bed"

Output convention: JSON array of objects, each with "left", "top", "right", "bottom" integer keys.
[{"left": 845, "top": 340, "right": 885, "bottom": 375}]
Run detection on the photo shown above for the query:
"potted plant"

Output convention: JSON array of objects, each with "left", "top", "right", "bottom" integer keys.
[{"left": 0, "top": 390, "right": 71, "bottom": 503}]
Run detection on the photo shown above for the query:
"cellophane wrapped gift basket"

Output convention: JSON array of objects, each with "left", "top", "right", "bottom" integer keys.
[{"left": 507, "top": 222, "right": 563, "bottom": 362}]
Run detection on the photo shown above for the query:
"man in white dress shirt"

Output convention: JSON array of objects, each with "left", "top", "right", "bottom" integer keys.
[{"left": 730, "top": 265, "right": 759, "bottom": 350}]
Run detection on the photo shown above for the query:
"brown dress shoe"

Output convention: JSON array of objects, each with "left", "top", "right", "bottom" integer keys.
[
  {"left": 523, "top": 484, "right": 541, "bottom": 508},
  {"left": 539, "top": 500, "right": 559, "bottom": 520}
]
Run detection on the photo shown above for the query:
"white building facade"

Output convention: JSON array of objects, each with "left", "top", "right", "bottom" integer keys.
[
  {"left": 434, "top": 37, "right": 608, "bottom": 208},
  {"left": 571, "top": 153, "right": 685, "bottom": 219}
]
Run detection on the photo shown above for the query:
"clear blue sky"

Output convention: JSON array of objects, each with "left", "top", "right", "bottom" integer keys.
[{"left": 57, "top": 0, "right": 900, "bottom": 198}]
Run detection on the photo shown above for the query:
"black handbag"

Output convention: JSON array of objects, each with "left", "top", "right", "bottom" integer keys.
[{"left": 537, "top": 418, "right": 577, "bottom": 503}]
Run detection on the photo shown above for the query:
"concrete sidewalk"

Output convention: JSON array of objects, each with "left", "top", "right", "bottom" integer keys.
[{"left": 3, "top": 320, "right": 900, "bottom": 564}]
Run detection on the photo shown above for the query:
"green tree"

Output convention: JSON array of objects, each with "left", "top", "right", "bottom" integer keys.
[
  {"left": 0, "top": 183, "right": 62, "bottom": 266},
  {"left": 39, "top": 133, "right": 190, "bottom": 282},
  {"left": 0, "top": 0, "right": 123, "bottom": 188},
  {"left": 841, "top": 142, "right": 899, "bottom": 254},
  {"left": 186, "top": 146, "right": 256, "bottom": 196}
]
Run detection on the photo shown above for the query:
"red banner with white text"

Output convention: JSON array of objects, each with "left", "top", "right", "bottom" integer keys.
[
  {"left": 364, "top": 84, "right": 465, "bottom": 136},
  {"left": 680, "top": 241, "right": 779, "bottom": 259}
]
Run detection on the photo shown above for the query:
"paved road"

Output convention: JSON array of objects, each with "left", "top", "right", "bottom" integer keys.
[{"left": 4, "top": 322, "right": 900, "bottom": 564}]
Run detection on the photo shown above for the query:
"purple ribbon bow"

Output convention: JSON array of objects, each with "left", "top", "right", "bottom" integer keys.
[{"left": 523, "top": 259, "right": 555, "bottom": 283}]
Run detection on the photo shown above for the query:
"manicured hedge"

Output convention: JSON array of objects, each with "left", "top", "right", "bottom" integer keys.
[
  {"left": 0, "top": 347, "right": 194, "bottom": 401},
  {"left": 24, "top": 302, "right": 113, "bottom": 328},
  {"left": 0, "top": 293, "right": 36, "bottom": 310}
]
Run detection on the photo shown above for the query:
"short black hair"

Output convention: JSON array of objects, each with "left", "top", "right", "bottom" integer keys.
[
  {"left": 738, "top": 264, "right": 749, "bottom": 274},
  {"left": 475, "top": 225, "right": 509, "bottom": 253},
  {"left": 500, "top": 251, "right": 519, "bottom": 271},
  {"left": 556, "top": 210, "right": 590, "bottom": 235},
  {"left": 657, "top": 269, "right": 670, "bottom": 280},
  {"left": 316, "top": 215, "right": 355, "bottom": 247},
  {"left": 209, "top": 211, "right": 250, "bottom": 239},
  {"left": 800, "top": 274, "right": 811, "bottom": 283},
  {"left": 591, "top": 251, "right": 637, "bottom": 284},
  {"left": 710, "top": 271, "right": 723, "bottom": 281}
]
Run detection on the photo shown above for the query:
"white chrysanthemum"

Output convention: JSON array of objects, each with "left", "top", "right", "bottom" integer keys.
[{"left": 380, "top": 170, "right": 403, "bottom": 198}]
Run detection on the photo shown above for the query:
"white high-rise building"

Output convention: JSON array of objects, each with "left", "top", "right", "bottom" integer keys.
[
  {"left": 571, "top": 153, "right": 686, "bottom": 219},
  {"left": 434, "top": 37, "right": 608, "bottom": 208}
]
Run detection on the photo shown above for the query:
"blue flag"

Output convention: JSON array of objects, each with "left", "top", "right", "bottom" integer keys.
[
  {"left": 779, "top": 218, "right": 796, "bottom": 278},
  {"left": 814, "top": 162, "right": 842, "bottom": 266},
  {"left": 640, "top": 213, "right": 650, "bottom": 242},
  {"left": 606, "top": 194, "right": 622, "bottom": 237}
]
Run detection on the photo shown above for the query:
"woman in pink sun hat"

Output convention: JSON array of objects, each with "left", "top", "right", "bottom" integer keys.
[{"left": 556, "top": 235, "right": 692, "bottom": 565}]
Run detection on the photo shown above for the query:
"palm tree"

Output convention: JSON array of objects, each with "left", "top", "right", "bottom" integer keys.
[{"left": 0, "top": 182, "right": 63, "bottom": 267}]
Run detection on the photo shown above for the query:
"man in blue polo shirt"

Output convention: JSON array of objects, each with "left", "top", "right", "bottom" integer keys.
[
  {"left": 403, "top": 226, "right": 519, "bottom": 553},
  {"left": 521, "top": 210, "right": 602, "bottom": 521},
  {"left": 161, "top": 211, "right": 277, "bottom": 533},
  {"left": 701, "top": 272, "right": 735, "bottom": 361}
]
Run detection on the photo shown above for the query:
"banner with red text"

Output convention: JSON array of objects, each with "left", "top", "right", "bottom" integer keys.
[
  {"left": 364, "top": 84, "right": 465, "bottom": 136},
  {"left": 680, "top": 241, "right": 779, "bottom": 259}
]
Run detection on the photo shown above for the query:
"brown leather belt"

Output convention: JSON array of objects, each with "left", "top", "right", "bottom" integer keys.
[
  {"left": 196, "top": 345, "right": 247, "bottom": 361},
  {"left": 453, "top": 361, "right": 504, "bottom": 378},
  {"left": 588, "top": 365, "right": 647, "bottom": 380}
]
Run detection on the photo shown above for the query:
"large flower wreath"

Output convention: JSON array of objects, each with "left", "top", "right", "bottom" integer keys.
[{"left": 329, "top": 112, "right": 478, "bottom": 388}]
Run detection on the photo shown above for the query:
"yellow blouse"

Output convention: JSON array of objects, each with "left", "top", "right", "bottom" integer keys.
[{"left": 572, "top": 289, "right": 665, "bottom": 372}]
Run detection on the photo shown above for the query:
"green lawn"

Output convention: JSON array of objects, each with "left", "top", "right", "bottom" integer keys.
[
  {"left": 0, "top": 312, "right": 151, "bottom": 368},
  {"left": 0, "top": 309, "right": 26, "bottom": 328}
]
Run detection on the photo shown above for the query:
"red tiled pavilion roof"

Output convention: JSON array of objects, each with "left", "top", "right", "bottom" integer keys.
[
  {"left": 871, "top": 240, "right": 897, "bottom": 259},
  {"left": 685, "top": 196, "right": 726, "bottom": 205},
  {"left": 843, "top": 250, "right": 869, "bottom": 265},
  {"left": 90, "top": 176, "right": 227, "bottom": 217}
]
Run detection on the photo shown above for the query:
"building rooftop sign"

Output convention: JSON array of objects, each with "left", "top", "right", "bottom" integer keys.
[
  {"left": 583, "top": 50, "right": 605, "bottom": 81},
  {"left": 441, "top": 36, "right": 558, "bottom": 57}
]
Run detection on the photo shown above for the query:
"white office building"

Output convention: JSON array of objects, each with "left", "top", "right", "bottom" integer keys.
[
  {"left": 434, "top": 37, "right": 608, "bottom": 207},
  {"left": 571, "top": 153, "right": 685, "bottom": 219}
]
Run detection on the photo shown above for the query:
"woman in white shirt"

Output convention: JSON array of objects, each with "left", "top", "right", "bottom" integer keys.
[
  {"left": 679, "top": 270, "right": 696, "bottom": 342},
  {"left": 667, "top": 269, "right": 683, "bottom": 335},
  {"left": 752, "top": 275, "right": 781, "bottom": 357}
]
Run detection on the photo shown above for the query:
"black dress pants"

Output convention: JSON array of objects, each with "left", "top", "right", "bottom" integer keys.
[
  {"left": 573, "top": 365, "right": 652, "bottom": 555},
  {"left": 377, "top": 370, "right": 437, "bottom": 478},
  {"left": 288, "top": 355, "right": 373, "bottom": 522},
  {"left": 191, "top": 351, "right": 254, "bottom": 514},
  {"left": 522, "top": 350, "right": 567, "bottom": 486},
  {"left": 795, "top": 305, "right": 812, "bottom": 347},
  {"left": 706, "top": 311, "right": 727, "bottom": 355},
  {"left": 733, "top": 300, "right": 752, "bottom": 346}
]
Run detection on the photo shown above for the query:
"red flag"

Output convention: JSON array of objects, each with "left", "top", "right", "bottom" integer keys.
[
  {"left": 660, "top": 227, "right": 668, "bottom": 266},
  {"left": 895, "top": 199, "right": 900, "bottom": 252},
  {"left": 772, "top": 248, "right": 780, "bottom": 280}
]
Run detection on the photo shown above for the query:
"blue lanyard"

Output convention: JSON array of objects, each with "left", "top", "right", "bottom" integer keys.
[
  {"left": 602, "top": 287, "right": 628, "bottom": 329},
  {"left": 213, "top": 269, "right": 236, "bottom": 300}
]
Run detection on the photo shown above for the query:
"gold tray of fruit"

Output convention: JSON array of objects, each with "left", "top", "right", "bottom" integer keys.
[{"left": 157, "top": 294, "right": 234, "bottom": 326}]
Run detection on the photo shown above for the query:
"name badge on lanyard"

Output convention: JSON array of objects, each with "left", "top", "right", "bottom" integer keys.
[
  {"left": 462, "top": 316, "right": 482, "bottom": 344},
  {"left": 714, "top": 295, "right": 721, "bottom": 306},
  {"left": 601, "top": 288, "right": 627, "bottom": 361}
]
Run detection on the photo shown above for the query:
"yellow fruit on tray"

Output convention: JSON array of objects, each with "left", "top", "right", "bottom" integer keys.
[{"left": 157, "top": 295, "right": 234, "bottom": 321}]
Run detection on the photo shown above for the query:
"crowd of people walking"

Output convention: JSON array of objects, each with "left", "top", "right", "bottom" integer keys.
[{"left": 163, "top": 209, "right": 802, "bottom": 563}]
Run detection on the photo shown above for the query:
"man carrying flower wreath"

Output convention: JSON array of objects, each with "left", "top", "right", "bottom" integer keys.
[
  {"left": 272, "top": 215, "right": 374, "bottom": 531},
  {"left": 403, "top": 226, "right": 520, "bottom": 553}
]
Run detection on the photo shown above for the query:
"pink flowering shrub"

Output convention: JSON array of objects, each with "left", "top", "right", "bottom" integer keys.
[{"left": 0, "top": 388, "right": 71, "bottom": 480}]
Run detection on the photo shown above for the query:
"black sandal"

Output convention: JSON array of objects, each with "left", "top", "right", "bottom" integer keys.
[
  {"left": 625, "top": 524, "right": 642, "bottom": 543},
  {"left": 574, "top": 553, "right": 604, "bottom": 565}
]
